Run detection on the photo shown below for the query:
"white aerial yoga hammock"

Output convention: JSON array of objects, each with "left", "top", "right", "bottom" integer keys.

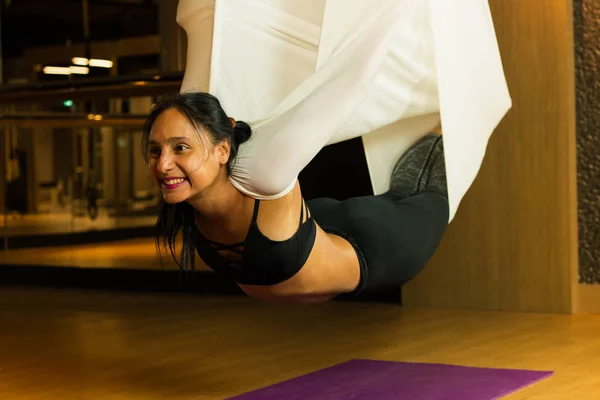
[{"left": 176, "top": 0, "right": 512, "bottom": 223}]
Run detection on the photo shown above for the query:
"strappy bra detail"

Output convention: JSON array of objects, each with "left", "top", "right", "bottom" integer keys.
[
  {"left": 200, "top": 238, "right": 245, "bottom": 271},
  {"left": 193, "top": 198, "right": 317, "bottom": 285}
]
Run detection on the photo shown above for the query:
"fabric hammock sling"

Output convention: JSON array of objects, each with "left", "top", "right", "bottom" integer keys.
[{"left": 176, "top": 0, "right": 512, "bottom": 222}]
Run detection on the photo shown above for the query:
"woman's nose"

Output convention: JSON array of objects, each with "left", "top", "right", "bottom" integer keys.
[{"left": 157, "top": 154, "right": 175, "bottom": 172}]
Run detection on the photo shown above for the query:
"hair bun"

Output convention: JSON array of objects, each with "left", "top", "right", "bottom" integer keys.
[{"left": 233, "top": 121, "right": 252, "bottom": 145}]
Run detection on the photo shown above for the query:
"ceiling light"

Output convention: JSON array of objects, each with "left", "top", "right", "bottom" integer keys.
[
  {"left": 72, "top": 57, "right": 89, "bottom": 66},
  {"left": 43, "top": 66, "right": 72, "bottom": 75},
  {"left": 72, "top": 57, "right": 113, "bottom": 68},
  {"left": 88, "top": 59, "right": 113, "bottom": 68},
  {"left": 43, "top": 66, "right": 89, "bottom": 75},
  {"left": 69, "top": 66, "right": 89, "bottom": 75}
]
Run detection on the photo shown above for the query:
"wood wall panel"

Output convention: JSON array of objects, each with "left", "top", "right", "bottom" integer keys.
[{"left": 402, "top": 0, "right": 578, "bottom": 313}]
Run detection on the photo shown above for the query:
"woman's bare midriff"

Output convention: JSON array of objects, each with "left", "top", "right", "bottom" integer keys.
[
  {"left": 195, "top": 181, "right": 362, "bottom": 303},
  {"left": 237, "top": 183, "right": 362, "bottom": 303},
  {"left": 238, "top": 225, "right": 362, "bottom": 303}
]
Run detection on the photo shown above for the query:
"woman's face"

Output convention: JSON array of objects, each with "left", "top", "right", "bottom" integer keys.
[{"left": 146, "top": 108, "right": 230, "bottom": 204}]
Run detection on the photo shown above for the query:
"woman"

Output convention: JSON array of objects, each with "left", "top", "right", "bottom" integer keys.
[{"left": 143, "top": 92, "right": 448, "bottom": 303}]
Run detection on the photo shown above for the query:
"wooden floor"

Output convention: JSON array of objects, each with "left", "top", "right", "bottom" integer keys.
[
  {"left": 1, "top": 286, "right": 600, "bottom": 399},
  {"left": 0, "top": 238, "right": 210, "bottom": 271},
  {"left": 0, "top": 211, "right": 155, "bottom": 237}
]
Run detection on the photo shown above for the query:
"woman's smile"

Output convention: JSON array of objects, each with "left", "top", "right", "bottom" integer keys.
[{"left": 161, "top": 176, "right": 189, "bottom": 190}]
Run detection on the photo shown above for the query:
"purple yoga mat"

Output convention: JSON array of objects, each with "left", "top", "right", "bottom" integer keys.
[{"left": 227, "top": 359, "right": 552, "bottom": 400}]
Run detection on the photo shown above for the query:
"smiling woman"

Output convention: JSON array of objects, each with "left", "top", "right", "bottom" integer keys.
[
  {"left": 139, "top": 0, "right": 512, "bottom": 305},
  {"left": 143, "top": 96, "right": 251, "bottom": 203},
  {"left": 142, "top": 93, "right": 254, "bottom": 270},
  {"left": 142, "top": 91, "right": 449, "bottom": 303}
]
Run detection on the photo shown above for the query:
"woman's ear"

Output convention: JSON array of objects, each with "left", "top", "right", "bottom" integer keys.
[{"left": 215, "top": 140, "right": 231, "bottom": 165}]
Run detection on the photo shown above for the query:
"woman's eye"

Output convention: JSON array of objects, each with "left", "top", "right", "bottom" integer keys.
[
  {"left": 174, "top": 144, "right": 188, "bottom": 152},
  {"left": 148, "top": 148, "right": 160, "bottom": 157}
]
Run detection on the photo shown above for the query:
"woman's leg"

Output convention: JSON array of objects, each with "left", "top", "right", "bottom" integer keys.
[
  {"left": 307, "top": 134, "right": 449, "bottom": 296},
  {"left": 389, "top": 133, "right": 446, "bottom": 200}
]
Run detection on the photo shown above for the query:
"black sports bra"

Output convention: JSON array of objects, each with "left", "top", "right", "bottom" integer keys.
[{"left": 193, "top": 198, "right": 317, "bottom": 285}]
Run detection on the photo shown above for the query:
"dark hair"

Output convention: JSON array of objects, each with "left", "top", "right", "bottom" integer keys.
[{"left": 141, "top": 92, "right": 252, "bottom": 274}]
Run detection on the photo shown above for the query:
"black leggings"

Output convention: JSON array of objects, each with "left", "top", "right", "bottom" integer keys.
[{"left": 307, "top": 189, "right": 449, "bottom": 297}]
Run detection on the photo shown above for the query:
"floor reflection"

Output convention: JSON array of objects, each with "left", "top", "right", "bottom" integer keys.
[
  {"left": 0, "top": 238, "right": 206, "bottom": 270},
  {"left": 0, "top": 211, "right": 155, "bottom": 236}
]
